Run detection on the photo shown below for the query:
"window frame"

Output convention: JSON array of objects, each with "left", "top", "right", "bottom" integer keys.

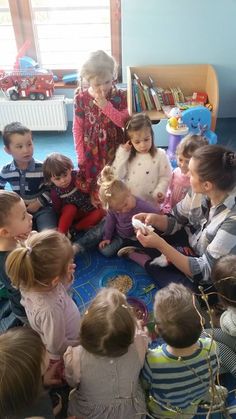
[{"left": 8, "top": 0, "right": 122, "bottom": 84}]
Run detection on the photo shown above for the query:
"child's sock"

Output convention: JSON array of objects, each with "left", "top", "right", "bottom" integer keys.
[
  {"left": 150, "top": 254, "right": 168, "bottom": 267},
  {"left": 128, "top": 251, "right": 151, "bottom": 267}
]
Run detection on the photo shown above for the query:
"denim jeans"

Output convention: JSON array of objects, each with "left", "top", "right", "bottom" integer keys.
[
  {"left": 33, "top": 206, "right": 58, "bottom": 231},
  {"left": 74, "top": 219, "right": 136, "bottom": 257},
  {"left": 0, "top": 299, "right": 23, "bottom": 332}
]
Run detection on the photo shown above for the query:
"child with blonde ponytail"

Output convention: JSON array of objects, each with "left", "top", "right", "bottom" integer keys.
[
  {"left": 73, "top": 165, "right": 159, "bottom": 256},
  {"left": 97, "top": 165, "right": 160, "bottom": 256},
  {"left": 6, "top": 230, "right": 81, "bottom": 360}
]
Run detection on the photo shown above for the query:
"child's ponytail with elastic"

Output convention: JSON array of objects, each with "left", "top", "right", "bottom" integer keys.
[
  {"left": 98, "top": 165, "right": 128, "bottom": 209},
  {"left": 5, "top": 246, "right": 35, "bottom": 290},
  {"left": 6, "top": 230, "right": 74, "bottom": 291}
]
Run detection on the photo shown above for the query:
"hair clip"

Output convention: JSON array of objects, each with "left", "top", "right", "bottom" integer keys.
[
  {"left": 26, "top": 245, "right": 32, "bottom": 255},
  {"left": 121, "top": 304, "right": 128, "bottom": 309}
]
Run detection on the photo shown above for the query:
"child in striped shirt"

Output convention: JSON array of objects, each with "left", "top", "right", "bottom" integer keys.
[
  {"left": 141, "top": 283, "right": 224, "bottom": 418},
  {"left": 0, "top": 122, "right": 57, "bottom": 231}
]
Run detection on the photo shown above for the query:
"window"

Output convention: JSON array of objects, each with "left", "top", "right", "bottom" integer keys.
[
  {"left": 2, "top": 0, "right": 121, "bottom": 77},
  {"left": 0, "top": 0, "right": 17, "bottom": 68}
]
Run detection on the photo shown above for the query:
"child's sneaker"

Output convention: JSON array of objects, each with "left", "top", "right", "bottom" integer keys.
[{"left": 117, "top": 246, "right": 142, "bottom": 258}]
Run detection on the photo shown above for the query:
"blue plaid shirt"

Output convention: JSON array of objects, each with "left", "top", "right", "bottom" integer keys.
[
  {"left": 166, "top": 190, "right": 236, "bottom": 283},
  {"left": 0, "top": 158, "right": 50, "bottom": 206}
]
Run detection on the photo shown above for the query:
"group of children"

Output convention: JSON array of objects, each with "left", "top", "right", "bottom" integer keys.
[
  {"left": 0, "top": 49, "right": 235, "bottom": 418},
  {"left": 0, "top": 224, "right": 233, "bottom": 418}
]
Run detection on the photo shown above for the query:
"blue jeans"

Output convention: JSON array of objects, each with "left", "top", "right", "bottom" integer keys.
[
  {"left": 74, "top": 219, "right": 136, "bottom": 257},
  {"left": 33, "top": 206, "right": 57, "bottom": 231},
  {"left": 0, "top": 299, "right": 23, "bottom": 332}
]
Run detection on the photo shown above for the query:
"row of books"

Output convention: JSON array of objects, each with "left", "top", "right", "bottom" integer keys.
[{"left": 132, "top": 73, "right": 185, "bottom": 113}]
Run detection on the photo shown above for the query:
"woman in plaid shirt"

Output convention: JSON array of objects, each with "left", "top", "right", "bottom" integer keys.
[{"left": 132, "top": 145, "right": 236, "bottom": 288}]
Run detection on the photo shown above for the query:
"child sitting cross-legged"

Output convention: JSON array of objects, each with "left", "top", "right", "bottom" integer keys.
[
  {"left": 141, "top": 283, "right": 227, "bottom": 419},
  {"left": 6, "top": 230, "right": 81, "bottom": 361},
  {"left": 73, "top": 165, "right": 160, "bottom": 256},
  {"left": 64, "top": 287, "right": 149, "bottom": 419},
  {"left": 43, "top": 152, "right": 105, "bottom": 235},
  {"left": 0, "top": 122, "right": 57, "bottom": 231}
]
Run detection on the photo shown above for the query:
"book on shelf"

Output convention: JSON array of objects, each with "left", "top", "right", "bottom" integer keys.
[
  {"left": 133, "top": 73, "right": 147, "bottom": 111},
  {"left": 131, "top": 74, "right": 185, "bottom": 113},
  {"left": 150, "top": 87, "right": 162, "bottom": 110},
  {"left": 142, "top": 83, "right": 154, "bottom": 111},
  {"left": 132, "top": 79, "right": 142, "bottom": 112},
  {"left": 132, "top": 73, "right": 155, "bottom": 112}
]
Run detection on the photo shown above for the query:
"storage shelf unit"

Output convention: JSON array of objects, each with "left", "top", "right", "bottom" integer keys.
[{"left": 127, "top": 64, "right": 219, "bottom": 130}]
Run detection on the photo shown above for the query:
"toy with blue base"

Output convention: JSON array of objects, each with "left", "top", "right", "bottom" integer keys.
[
  {"left": 181, "top": 105, "right": 217, "bottom": 144},
  {"left": 166, "top": 107, "right": 189, "bottom": 167}
]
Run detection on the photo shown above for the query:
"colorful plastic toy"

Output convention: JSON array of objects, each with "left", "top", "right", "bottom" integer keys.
[
  {"left": 0, "top": 70, "right": 54, "bottom": 100},
  {"left": 166, "top": 108, "right": 189, "bottom": 167},
  {"left": 181, "top": 106, "right": 217, "bottom": 144},
  {"left": 0, "top": 41, "right": 54, "bottom": 100}
]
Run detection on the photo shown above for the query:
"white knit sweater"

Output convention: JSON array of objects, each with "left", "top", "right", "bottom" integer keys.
[{"left": 112, "top": 146, "right": 172, "bottom": 205}]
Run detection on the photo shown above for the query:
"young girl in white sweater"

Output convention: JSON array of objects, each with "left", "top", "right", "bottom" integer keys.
[{"left": 112, "top": 113, "right": 172, "bottom": 206}]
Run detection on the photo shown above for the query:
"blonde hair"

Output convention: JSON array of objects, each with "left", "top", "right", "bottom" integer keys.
[
  {"left": 97, "top": 165, "right": 129, "bottom": 210},
  {"left": 0, "top": 327, "right": 45, "bottom": 418},
  {"left": 6, "top": 230, "right": 74, "bottom": 291},
  {"left": 176, "top": 134, "right": 208, "bottom": 158},
  {"left": 154, "top": 283, "right": 202, "bottom": 348},
  {"left": 43, "top": 152, "right": 73, "bottom": 184},
  {"left": 80, "top": 288, "right": 136, "bottom": 357},
  {"left": 80, "top": 50, "right": 117, "bottom": 82},
  {"left": 0, "top": 190, "right": 21, "bottom": 228}
]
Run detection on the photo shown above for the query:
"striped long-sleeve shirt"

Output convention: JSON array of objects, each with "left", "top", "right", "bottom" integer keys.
[
  {"left": 165, "top": 190, "right": 236, "bottom": 283},
  {"left": 141, "top": 337, "right": 218, "bottom": 417},
  {"left": 0, "top": 158, "right": 51, "bottom": 206}
]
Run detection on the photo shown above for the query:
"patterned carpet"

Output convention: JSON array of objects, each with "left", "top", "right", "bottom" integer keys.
[
  {"left": 1, "top": 122, "right": 236, "bottom": 418},
  {"left": 73, "top": 248, "right": 157, "bottom": 315}
]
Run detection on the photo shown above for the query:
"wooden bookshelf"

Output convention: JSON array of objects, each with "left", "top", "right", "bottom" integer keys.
[{"left": 127, "top": 64, "right": 219, "bottom": 130}]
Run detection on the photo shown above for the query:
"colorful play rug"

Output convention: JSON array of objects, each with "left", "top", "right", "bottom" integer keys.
[
  {"left": 73, "top": 249, "right": 157, "bottom": 314},
  {"left": 73, "top": 250, "right": 236, "bottom": 419}
]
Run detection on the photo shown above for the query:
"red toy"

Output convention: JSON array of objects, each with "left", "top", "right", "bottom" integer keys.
[
  {"left": 0, "top": 70, "right": 54, "bottom": 100},
  {"left": 0, "top": 40, "right": 54, "bottom": 100}
]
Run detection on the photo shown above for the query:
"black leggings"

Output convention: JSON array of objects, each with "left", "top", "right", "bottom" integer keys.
[{"left": 144, "top": 228, "right": 198, "bottom": 291}]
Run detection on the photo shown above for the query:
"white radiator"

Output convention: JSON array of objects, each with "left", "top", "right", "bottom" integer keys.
[{"left": 0, "top": 95, "right": 68, "bottom": 131}]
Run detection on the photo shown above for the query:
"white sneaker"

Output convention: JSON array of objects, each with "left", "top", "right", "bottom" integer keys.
[{"left": 150, "top": 254, "right": 168, "bottom": 267}]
